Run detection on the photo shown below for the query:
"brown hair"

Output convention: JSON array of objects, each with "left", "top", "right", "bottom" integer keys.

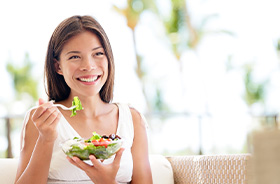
[{"left": 45, "top": 15, "right": 115, "bottom": 103}]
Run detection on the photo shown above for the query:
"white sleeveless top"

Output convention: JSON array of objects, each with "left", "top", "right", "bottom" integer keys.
[{"left": 21, "top": 103, "right": 134, "bottom": 184}]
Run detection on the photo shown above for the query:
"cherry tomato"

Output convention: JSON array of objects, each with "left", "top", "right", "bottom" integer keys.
[
  {"left": 99, "top": 138, "right": 112, "bottom": 148},
  {"left": 91, "top": 139, "right": 100, "bottom": 146}
]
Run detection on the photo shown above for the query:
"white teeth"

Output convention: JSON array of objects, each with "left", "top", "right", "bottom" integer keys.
[{"left": 80, "top": 76, "right": 98, "bottom": 82}]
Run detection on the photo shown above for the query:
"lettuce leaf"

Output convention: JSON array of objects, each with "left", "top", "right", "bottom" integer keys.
[{"left": 71, "top": 96, "right": 83, "bottom": 117}]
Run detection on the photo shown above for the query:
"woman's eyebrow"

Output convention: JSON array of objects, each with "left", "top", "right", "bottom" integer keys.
[
  {"left": 92, "top": 46, "right": 103, "bottom": 51},
  {"left": 65, "top": 46, "right": 103, "bottom": 56},
  {"left": 65, "top": 51, "right": 80, "bottom": 56}
]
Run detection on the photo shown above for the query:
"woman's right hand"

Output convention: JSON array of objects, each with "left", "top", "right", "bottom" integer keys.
[
  {"left": 67, "top": 148, "right": 125, "bottom": 184},
  {"left": 31, "top": 98, "right": 61, "bottom": 143}
]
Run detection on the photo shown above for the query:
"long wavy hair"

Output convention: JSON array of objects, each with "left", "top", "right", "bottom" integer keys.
[{"left": 45, "top": 15, "right": 115, "bottom": 103}]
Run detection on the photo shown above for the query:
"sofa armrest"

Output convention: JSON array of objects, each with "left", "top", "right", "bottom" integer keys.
[
  {"left": 150, "top": 154, "right": 174, "bottom": 184},
  {"left": 0, "top": 158, "right": 18, "bottom": 184},
  {"left": 166, "top": 154, "right": 251, "bottom": 184}
]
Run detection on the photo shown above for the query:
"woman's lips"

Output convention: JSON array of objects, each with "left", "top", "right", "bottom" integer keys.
[{"left": 77, "top": 75, "right": 100, "bottom": 84}]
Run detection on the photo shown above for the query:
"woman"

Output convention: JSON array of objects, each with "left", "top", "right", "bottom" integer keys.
[{"left": 15, "top": 15, "right": 153, "bottom": 184}]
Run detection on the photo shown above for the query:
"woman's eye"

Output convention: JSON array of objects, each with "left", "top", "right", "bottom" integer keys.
[
  {"left": 96, "top": 52, "right": 104, "bottom": 56},
  {"left": 69, "top": 55, "right": 80, "bottom": 60}
]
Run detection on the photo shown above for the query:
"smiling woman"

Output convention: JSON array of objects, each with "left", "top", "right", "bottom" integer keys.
[
  {"left": 14, "top": 15, "right": 153, "bottom": 184},
  {"left": 45, "top": 16, "right": 115, "bottom": 103},
  {"left": 55, "top": 31, "right": 109, "bottom": 98}
]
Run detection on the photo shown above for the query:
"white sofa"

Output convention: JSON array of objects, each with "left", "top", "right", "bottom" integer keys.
[
  {"left": 0, "top": 155, "right": 174, "bottom": 184},
  {"left": 0, "top": 158, "right": 18, "bottom": 184},
  {"left": 0, "top": 154, "right": 251, "bottom": 184}
]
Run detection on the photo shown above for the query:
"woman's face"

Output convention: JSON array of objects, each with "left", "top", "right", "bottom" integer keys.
[{"left": 56, "top": 31, "right": 108, "bottom": 98}]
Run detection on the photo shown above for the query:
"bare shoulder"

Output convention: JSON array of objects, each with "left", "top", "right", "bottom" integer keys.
[
  {"left": 129, "top": 107, "right": 146, "bottom": 130},
  {"left": 129, "top": 106, "right": 148, "bottom": 143}
]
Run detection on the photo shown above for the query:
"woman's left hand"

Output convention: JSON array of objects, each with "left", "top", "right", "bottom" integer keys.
[{"left": 67, "top": 148, "right": 125, "bottom": 184}]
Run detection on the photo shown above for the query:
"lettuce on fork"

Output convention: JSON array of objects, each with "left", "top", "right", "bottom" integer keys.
[{"left": 71, "top": 96, "right": 83, "bottom": 117}]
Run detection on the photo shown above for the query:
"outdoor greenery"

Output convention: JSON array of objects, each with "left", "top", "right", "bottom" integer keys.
[
  {"left": 1, "top": 0, "right": 276, "bottom": 157},
  {"left": 113, "top": 0, "right": 159, "bottom": 111},
  {"left": 243, "top": 63, "right": 267, "bottom": 108},
  {"left": 6, "top": 53, "right": 39, "bottom": 103}
]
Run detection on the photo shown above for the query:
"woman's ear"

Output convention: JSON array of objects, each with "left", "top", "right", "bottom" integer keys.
[{"left": 54, "top": 59, "right": 63, "bottom": 75}]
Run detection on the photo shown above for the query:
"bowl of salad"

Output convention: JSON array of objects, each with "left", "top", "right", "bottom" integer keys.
[{"left": 62, "top": 132, "right": 123, "bottom": 160}]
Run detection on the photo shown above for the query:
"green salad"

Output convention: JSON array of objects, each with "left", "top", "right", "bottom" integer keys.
[{"left": 62, "top": 132, "right": 122, "bottom": 160}]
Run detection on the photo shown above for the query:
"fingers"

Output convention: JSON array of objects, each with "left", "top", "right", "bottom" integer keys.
[
  {"left": 33, "top": 108, "right": 59, "bottom": 128},
  {"left": 87, "top": 148, "right": 125, "bottom": 169},
  {"left": 66, "top": 156, "right": 83, "bottom": 170},
  {"left": 31, "top": 100, "right": 61, "bottom": 137},
  {"left": 38, "top": 98, "right": 45, "bottom": 105},
  {"left": 89, "top": 155, "right": 102, "bottom": 168},
  {"left": 32, "top": 101, "right": 54, "bottom": 121},
  {"left": 32, "top": 100, "right": 60, "bottom": 124},
  {"left": 41, "top": 107, "right": 58, "bottom": 124},
  {"left": 70, "top": 156, "right": 93, "bottom": 172},
  {"left": 49, "top": 111, "right": 61, "bottom": 128}
]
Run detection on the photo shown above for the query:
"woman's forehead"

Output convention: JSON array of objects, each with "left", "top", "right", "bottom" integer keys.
[{"left": 61, "top": 31, "right": 102, "bottom": 54}]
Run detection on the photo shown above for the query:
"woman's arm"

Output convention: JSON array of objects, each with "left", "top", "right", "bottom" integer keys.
[
  {"left": 15, "top": 100, "right": 61, "bottom": 184},
  {"left": 130, "top": 108, "right": 153, "bottom": 184}
]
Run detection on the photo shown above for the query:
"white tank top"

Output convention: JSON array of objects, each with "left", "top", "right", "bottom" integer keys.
[{"left": 21, "top": 103, "right": 134, "bottom": 184}]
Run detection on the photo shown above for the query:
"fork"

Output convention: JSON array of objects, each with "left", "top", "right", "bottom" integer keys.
[{"left": 53, "top": 104, "right": 76, "bottom": 110}]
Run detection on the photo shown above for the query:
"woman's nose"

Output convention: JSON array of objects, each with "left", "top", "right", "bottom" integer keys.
[{"left": 80, "top": 57, "right": 97, "bottom": 71}]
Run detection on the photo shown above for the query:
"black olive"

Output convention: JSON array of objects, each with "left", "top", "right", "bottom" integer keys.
[
  {"left": 109, "top": 134, "right": 116, "bottom": 140},
  {"left": 102, "top": 135, "right": 109, "bottom": 139}
]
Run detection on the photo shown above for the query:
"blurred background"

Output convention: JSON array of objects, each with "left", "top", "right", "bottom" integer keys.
[{"left": 1, "top": 0, "right": 280, "bottom": 158}]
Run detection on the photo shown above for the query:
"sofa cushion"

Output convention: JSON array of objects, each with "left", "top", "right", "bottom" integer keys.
[
  {"left": 0, "top": 156, "right": 174, "bottom": 184},
  {"left": 0, "top": 158, "right": 18, "bottom": 184},
  {"left": 149, "top": 154, "right": 174, "bottom": 184}
]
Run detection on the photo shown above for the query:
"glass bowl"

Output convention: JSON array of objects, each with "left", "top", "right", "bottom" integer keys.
[{"left": 61, "top": 138, "right": 123, "bottom": 160}]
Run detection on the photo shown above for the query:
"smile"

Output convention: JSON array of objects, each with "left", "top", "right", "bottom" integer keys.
[{"left": 78, "top": 76, "right": 99, "bottom": 82}]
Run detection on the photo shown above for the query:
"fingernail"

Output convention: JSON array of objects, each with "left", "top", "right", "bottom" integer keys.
[{"left": 89, "top": 155, "right": 94, "bottom": 159}]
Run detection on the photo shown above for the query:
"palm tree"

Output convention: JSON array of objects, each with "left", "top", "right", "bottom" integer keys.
[
  {"left": 113, "top": 0, "right": 158, "bottom": 111},
  {"left": 161, "top": 0, "right": 234, "bottom": 154},
  {"left": 164, "top": 0, "right": 233, "bottom": 69}
]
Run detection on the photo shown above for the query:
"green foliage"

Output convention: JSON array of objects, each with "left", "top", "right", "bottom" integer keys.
[
  {"left": 113, "top": 0, "right": 158, "bottom": 30},
  {"left": 163, "top": 0, "right": 188, "bottom": 60},
  {"left": 165, "top": 0, "right": 185, "bottom": 33},
  {"left": 243, "top": 64, "right": 267, "bottom": 107},
  {"left": 113, "top": 0, "right": 160, "bottom": 112},
  {"left": 152, "top": 87, "right": 169, "bottom": 113},
  {"left": 163, "top": 0, "right": 233, "bottom": 61},
  {"left": 6, "top": 53, "right": 38, "bottom": 101},
  {"left": 276, "top": 39, "right": 280, "bottom": 52}
]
